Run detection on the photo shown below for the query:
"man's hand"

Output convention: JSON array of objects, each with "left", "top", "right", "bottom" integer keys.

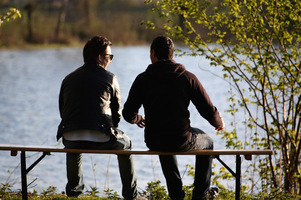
[
  {"left": 215, "top": 117, "right": 225, "bottom": 131},
  {"left": 136, "top": 116, "right": 145, "bottom": 128}
]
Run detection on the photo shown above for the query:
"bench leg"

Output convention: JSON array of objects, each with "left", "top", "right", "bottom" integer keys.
[
  {"left": 215, "top": 155, "right": 242, "bottom": 200},
  {"left": 20, "top": 151, "right": 49, "bottom": 200},
  {"left": 21, "top": 151, "right": 28, "bottom": 200},
  {"left": 235, "top": 155, "right": 241, "bottom": 200}
]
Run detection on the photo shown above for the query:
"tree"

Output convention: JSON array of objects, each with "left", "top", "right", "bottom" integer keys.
[
  {"left": 143, "top": 0, "right": 301, "bottom": 196},
  {"left": 24, "top": 3, "right": 34, "bottom": 42},
  {"left": 0, "top": 8, "right": 21, "bottom": 28},
  {"left": 54, "top": 0, "right": 68, "bottom": 41}
]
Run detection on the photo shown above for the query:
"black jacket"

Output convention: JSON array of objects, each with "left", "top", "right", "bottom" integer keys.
[
  {"left": 57, "top": 63, "right": 121, "bottom": 140},
  {"left": 122, "top": 60, "right": 223, "bottom": 151}
]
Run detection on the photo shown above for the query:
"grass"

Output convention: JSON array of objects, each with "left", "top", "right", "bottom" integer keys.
[{"left": 1, "top": 181, "right": 301, "bottom": 200}]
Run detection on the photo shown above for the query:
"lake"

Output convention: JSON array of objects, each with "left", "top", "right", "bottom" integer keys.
[{"left": 0, "top": 46, "right": 242, "bottom": 196}]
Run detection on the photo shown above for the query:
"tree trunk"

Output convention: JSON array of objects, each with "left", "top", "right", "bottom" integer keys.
[
  {"left": 84, "top": 0, "right": 91, "bottom": 28},
  {"left": 24, "top": 3, "right": 34, "bottom": 42},
  {"left": 54, "top": 0, "right": 68, "bottom": 41}
]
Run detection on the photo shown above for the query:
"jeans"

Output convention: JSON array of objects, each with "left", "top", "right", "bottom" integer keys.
[
  {"left": 159, "top": 127, "right": 213, "bottom": 200},
  {"left": 63, "top": 134, "right": 137, "bottom": 200}
]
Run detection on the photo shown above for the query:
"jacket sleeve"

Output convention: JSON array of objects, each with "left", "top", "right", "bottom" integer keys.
[
  {"left": 58, "top": 80, "right": 65, "bottom": 118},
  {"left": 122, "top": 74, "right": 144, "bottom": 124},
  {"left": 110, "top": 75, "right": 122, "bottom": 127},
  {"left": 188, "top": 72, "right": 224, "bottom": 128}
]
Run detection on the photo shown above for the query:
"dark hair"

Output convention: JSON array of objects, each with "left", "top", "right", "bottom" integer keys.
[
  {"left": 150, "top": 36, "right": 174, "bottom": 60},
  {"left": 83, "top": 36, "right": 112, "bottom": 63}
]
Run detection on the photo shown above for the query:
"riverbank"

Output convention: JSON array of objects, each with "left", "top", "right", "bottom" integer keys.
[
  {"left": 0, "top": 1, "right": 161, "bottom": 49},
  {"left": 0, "top": 181, "right": 234, "bottom": 200},
  {"left": 1, "top": 183, "right": 299, "bottom": 200}
]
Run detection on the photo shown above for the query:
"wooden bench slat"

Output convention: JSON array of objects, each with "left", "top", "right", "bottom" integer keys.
[{"left": 0, "top": 144, "right": 273, "bottom": 156}]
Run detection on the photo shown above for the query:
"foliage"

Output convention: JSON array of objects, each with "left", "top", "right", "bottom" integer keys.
[
  {"left": 143, "top": 180, "right": 169, "bottom": 199},
  {"left": 1, "top": 180, "right": 301, "bottom": 199},
  {"left": 86, "top": 186, "right": 100, "bottom": 197},
  {"left": 0, "top": 183, "right": 12, "bottom": 194},
  {"left": 41, "top": 186, "right": 57, "bottom": 197},
  {"left": 103, "top": 188, "right": 121, "bottom": 199},
  {"left": 0, "top": 8, "right": 21, "bottom": 28},
  {"left": 143, "top": 0, "right": 301, "bottom": 196}
]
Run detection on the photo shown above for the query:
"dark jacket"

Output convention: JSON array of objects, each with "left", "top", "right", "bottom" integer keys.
[
  {"left": 122, "top": 60, "right": 223, "bottom": 151},
  {"left": 57, "top": 63, "right": 121, "bottom": 140}
]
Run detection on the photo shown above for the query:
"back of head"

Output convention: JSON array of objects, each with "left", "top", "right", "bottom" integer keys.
[
  {"left": 151, "top": 36, "right": 174, "bottom": 60},
  {"left": 83, "top": 36, "right": 112, "bottom": 64}
]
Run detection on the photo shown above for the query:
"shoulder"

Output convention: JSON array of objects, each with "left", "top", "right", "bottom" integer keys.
[
  {"left": 63, "top": 66, "right": 84, "bottom": 81},
  {"left": 133, "top": 71, "right": 150, "bottom": 86},
  {"left": 183, "top": 69, "right": 198, "bottom": 79},
  {"left": 102, "top": 68, "right": 115, "bottom": 77},
  {"left": 180, "top": 68, "right": 203, "bottom": 88},
  {"left": 132, "top": 69, "right": 148, "bottom": 80}
]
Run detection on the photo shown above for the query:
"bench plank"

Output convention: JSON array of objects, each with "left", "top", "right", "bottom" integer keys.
[{"left": 0, "top": 144, "right": 273, "bottom": 157}]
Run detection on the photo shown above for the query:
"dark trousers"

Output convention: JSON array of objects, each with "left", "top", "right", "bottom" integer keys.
[
  {"left": 63, "top": 134, "right": 137, "bottom": 200},
  {"left": 159, "top": 128, "right": 213, "bottom": 200}
]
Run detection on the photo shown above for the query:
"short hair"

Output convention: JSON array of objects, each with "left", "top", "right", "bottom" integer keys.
[
  {"left": 83, "top": 36, "right": 112, "bottom": 63},
  {"left": 150, "top": 36, "right": 174, "bottom": 60}
]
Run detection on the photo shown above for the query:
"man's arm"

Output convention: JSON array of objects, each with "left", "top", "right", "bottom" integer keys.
[
  {"left": 215, "top": 112, "right": 225, "bottom": 131},
  {"left": 58, "top": 80, "right": 65, "bottom": 118},
  {"left": 187, "top": 72, "right": 225, "bottom": 130},
  {"left": 122, "top": 75, "right": 145, "bottom": 127},
  {"left": 110, "top": 75, "right": 122, "bottom": 127}
]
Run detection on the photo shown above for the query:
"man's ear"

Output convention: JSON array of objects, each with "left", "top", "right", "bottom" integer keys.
[
  {"left": 151, "top": 49, "right": 156, "bottom": 58},
  {"left": 97, "top": 54, "right": 102, "bottom": 63}
]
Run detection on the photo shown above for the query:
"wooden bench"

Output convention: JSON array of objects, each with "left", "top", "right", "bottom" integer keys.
[{"left": 0, "top": 144, "right": 273, "bottom": 200}]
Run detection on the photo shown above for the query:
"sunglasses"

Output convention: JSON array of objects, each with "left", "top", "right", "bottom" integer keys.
[{"left": 105, "top": 54, "right": 114, "bottom": 61}]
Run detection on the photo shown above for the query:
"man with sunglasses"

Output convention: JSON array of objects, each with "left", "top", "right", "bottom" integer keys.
[{"left": 57, "top": 36, "right": 137, "bottom": 199}]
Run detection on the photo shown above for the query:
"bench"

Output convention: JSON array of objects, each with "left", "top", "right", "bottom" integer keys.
[{"left": 0, "top": 144, "right": 273, "bottom": 200}]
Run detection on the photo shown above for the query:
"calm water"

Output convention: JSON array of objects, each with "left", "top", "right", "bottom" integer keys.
[{"left": 0, "top": 46, "right": 242, "bottom": 195}]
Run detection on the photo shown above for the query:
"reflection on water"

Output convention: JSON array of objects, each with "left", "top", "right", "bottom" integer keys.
[{"left": 0, "top": 47, "right": 237, "bottom": 195}]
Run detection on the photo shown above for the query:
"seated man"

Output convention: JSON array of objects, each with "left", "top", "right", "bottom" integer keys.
[
  {"left": 57, "top": 36, "right": 137, "bottom": 200},
  {"left": 122, "top": 36, "right": 225, "bottom": 200}
]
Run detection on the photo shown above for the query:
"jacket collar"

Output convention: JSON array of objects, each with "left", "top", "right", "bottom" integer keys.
[{"left": 84, "top": 62, "right": 104, "bottom": 69}]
